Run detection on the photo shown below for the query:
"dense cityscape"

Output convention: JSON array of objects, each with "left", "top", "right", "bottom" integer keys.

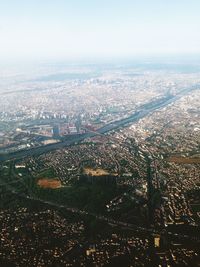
[
  {"left": 1, "top": 0, "right": 200, "bottom": 265},
  {"left": 0, "top": 62, "right": 200, "bottom": 266}
]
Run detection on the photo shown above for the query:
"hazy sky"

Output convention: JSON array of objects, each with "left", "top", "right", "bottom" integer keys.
[{"left": 0, "top": 0, "right": 200, "bottom": 61}]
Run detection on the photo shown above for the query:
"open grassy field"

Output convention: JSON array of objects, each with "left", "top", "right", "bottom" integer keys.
[
  {"left": 37, "top": 178, "right": 62, "bottom": 189},
  {"left": 36, "top": 168, "right": 61, "bottom": 189},
  {"left": 83, "top": 167, "right": 117, "bottom": 176},
  {"left": 167, "top": 156, "right": 200, "bottom": 164}
]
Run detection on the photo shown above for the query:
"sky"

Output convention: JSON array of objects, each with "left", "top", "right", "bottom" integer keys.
[{"left": 0, "top": 0, "right": 200, "bottom": 62}]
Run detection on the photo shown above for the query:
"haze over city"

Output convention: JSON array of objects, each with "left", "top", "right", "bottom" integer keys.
[{"left": 0, "top": 1, "right": 200, "bottom": 267}]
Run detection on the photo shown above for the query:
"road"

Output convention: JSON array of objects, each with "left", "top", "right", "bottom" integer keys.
[{"left": 7, "top": 189, "right": 200, "bottom": 245}]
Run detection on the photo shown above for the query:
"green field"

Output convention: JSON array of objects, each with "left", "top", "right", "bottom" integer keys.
[{"left": 191, "top": 204, "right": 200, "bottom": 212}]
